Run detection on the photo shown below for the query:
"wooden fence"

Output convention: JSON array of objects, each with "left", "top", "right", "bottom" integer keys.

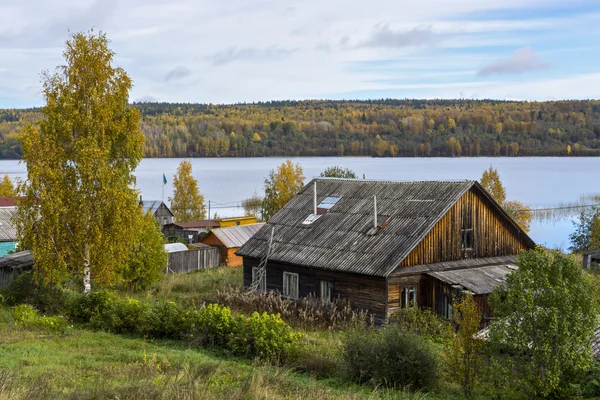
[{"left": 165, "top": 247, "right": 221, "bottom": 274}]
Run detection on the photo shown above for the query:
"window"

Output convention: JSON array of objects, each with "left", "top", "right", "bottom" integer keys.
[
  {"left": 320, "top": 280, "right": 333, "bottom": 302},
  {"left": 317, "top": 196, "right": 342, "bottom": 215},
  {"left": 461, "top": 229, "right": 474, "bottom": 251},
  {"left": 443, "top": 295, "right": 453, "bottom": 319},
  {"left": 401, "top": 286, "right": 417, "bottom": 308},
  {"left": 283, "top": 272, "right": 299, "bottom": 299},
  {"left": 252, "top": 267, "right": 266, "bottom": 292}
]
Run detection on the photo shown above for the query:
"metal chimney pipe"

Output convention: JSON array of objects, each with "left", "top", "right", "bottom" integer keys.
[
  {"left": 373, "top": 196, "right": 377, "bottom": 229},
  {"left": 314, "top": 182, "right": 317, "bottom": 215}
]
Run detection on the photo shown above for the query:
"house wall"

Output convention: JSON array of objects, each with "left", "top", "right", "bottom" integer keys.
[
  {"left": 399, "top": 187, "right": 532, "bottom": 267},
  {"left": 243, "top": 257, "right": 388, "bottom": 320},
  {"left": 154, "top": 204, "right": 174, "bottom": 228},
  {"left": 220, "top": 216, "right": 258, "bottom": 228}
]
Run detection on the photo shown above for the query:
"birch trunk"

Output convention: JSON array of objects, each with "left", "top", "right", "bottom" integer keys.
[{"left": 83, "top": 245, "right": 91, "bottom": 294}]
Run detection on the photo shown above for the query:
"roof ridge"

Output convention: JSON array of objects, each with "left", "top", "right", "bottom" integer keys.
[{"left": 312, "top": 177, "right": 476, "bottom": 184}]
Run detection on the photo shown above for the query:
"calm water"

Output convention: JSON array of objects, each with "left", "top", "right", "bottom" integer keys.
[{"left": 1, "top": 157, "right": 598, "bottom": 249}]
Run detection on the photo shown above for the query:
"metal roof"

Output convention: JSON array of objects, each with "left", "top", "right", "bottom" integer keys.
[
  {"left": 0, "top": 207, "right": 17, "bottom": 241},
  {"left": 391, "top": 255, "right": 518, "bottom": 277},
  {"left": 210, "top": 223, "right": 265, "bottom": 248},
  {"left": 164, "top": 243, "right": 189, "bottom": 253},
  {"left": 141, "top": 200, "right": 173, "bottom": 216},
  {"left": 427, "top": 264, "right": 517, "bottom": 295},
  {"left": 0, "top": 250, "right": 34, "bottom": 270},
  {"left": 237, "top": 178, "right": 484, "bottom": 277}
]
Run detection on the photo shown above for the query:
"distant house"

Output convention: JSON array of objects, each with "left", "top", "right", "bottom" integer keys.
[
  {"left": 237, "top": 178, "right": 535, "bottom": 322},
  {"left": 219, "top": 216, "right": 258, "bottom": 227},
  {"left": 163, "top": 216, "right": 259, "bottom": 243},
  {"left": 0, "top": 207, "right": 17, "bottom": 257},
  {"left": 201, "top": 223, "right": 264, "bottom": 267},
  {"left": 139, "top": 197, "right": 174, "bottom": 229}
]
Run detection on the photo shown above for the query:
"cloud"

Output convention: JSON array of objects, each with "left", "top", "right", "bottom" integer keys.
[
  {"left": 207, "top": 46, "right": 296, "bottom": 66},
  {"left": 164, "top": 66, "right": 192, "bottom": 82},
  {"left": 362, "top": 25, "right": 438, "bottom": 48},
  {"left": 134, "top": 95, "right": 158, "bottom": 103},
  {"left": 477, "top": 46, "right": 550, "bottom": 76}
]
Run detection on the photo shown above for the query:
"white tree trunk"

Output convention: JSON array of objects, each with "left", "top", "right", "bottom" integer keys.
[{"left": 83, "top": 246, "right": 91, "bottom": 294}]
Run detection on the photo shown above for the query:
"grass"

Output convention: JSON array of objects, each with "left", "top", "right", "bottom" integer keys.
[
  {"left": 128, "top": 265, "right": 242, "bottom": 306},
  {"left": 0, "top": 319, "right": 430, "bottom": 399}
]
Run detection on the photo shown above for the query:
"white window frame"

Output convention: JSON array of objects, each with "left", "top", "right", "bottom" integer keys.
[
  {"left": 401, "top": 285, "right": 417, "bottom": 308},
  {"left": 282, "top": 272, "right": 299, "bottom": 299},
  {"left": 252, "top": 267, "right": 266, "bottom": 292},
  {"left": 320, "top": 280, "right": 333, "bottom": 302}
]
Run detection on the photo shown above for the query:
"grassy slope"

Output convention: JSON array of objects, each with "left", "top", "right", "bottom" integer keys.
[{"left": 0, "top": 267, "right": 472, "bottom": 399}]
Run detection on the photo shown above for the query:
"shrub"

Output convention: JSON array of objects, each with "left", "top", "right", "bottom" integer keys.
[
  {"left": 193, "top": 303, "right": 235, "bottom": 346},
  {"left": 217, "top": 286, "right": 368, "bottom": 330},
  {"left": 12, "top": 304, "right": 38, "bottom": 324},
  {"left": 144, "top": 300, "right": 195, "bottom": 339},
  {"left": 1, "top": 271, "right": 68, "bottom": 314},
  {"left": 0, "top": 293, "right": 4, "bottom": 306},
  {"left": 229, "top": 311, "right": 301, "bottom": 362},
  {"left": 388, "top": 306, "right": 451, "bottom": 342},
  {"left": 343, "top": 326, "right": 438, "bottom": 389},
  {"left": 65, "top": 290, "right": 120, "bottom": 323},
  {"left": 288, "top": 334, "right": 344, "bottom": 378},
  {"left": 90, "top": 297, "right": 149, "bottom": 334}
]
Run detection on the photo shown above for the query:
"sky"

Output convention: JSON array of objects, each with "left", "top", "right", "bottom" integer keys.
[{"left": 1, "top": 0, "right": 599, "bottom": 107}]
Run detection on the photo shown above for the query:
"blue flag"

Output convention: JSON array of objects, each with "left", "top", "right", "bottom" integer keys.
[{"left": 163, "top": 173, "right": 167, "bottom": 185}]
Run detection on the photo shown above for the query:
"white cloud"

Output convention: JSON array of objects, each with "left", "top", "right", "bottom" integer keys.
[{"left": 477, "top": 46, "right": 550, "bottom": 76}]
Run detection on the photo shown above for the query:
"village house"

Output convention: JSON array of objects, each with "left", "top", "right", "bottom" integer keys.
[
  {"left": 237, "top": 178, "right": 535, "bottom": 322},
  {"left": 201, "top": 223, "right": 264, "bottom": 267},
  {"left": 139, "top": 197, "right": 175, "bottom": 229},
  {"left": 163, "top": 216, "right": 259, "bottom": 243}
]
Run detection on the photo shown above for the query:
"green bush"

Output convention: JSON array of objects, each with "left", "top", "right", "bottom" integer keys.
[
  {"left": 388, "top": 307, "right": 451, "bottom": 343},
  {"left": 343, "top": 326, "right": 438, "bottom": 389},
  {"left": 12, "top": 304, "right": 39, "bottom": 324},
  {"left": 145, "top": 300, "right": 195, "bottom": 339},
  {"left": 0, "top": 293, "right": 4, "bottom": 306},
  {"left": 193, "top": 303, "right": 235, "bottom": 346},
  {"left": 1, "top": 271, "right": 68, "bottom": 314},
  {"left": 90, "top": 297, "right": 149, "bottom": 334},
  {"left": 65, "top": 290, "right": 120, "bottom": 323},
  {"left": 229, "top": 311, "right": 301, "bottom": 362}
]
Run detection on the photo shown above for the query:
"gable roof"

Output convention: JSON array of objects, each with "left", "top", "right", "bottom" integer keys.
[
  {"left": 208, "top": 223, "right": 265, "bottom": 248},
  {"left": 238, "top": 179, "right": 474, "bottom": 277},
  {"left": 141, "top": 200, "right": 173, "bottom": 216}
]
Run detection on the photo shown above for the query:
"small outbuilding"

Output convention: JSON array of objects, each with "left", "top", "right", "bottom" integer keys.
[
  {"left": 140, "top": 197, "right": 174, "bottom": 229},
  {"left": 0, "top": 250, "right": 34, "bottom": 288},
  {"left": 0, "top": 207, "right": 17, "bottom": 257},
  {"left": 202, "top": 223, "right": 264, "bottom": 267}
]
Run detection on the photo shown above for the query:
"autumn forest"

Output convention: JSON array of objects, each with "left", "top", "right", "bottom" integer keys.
[{"left": 0, "top": 99, "right": 599, "bottom": 159}]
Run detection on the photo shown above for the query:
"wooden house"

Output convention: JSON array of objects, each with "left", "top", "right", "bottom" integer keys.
[
  {"left": 0, "top": 207, "right": 17, "bottom": 257},
  {"left": 237, "top": 178, "right": 535, "bottom": 322},
  {"left": 0, "top": 250, "right": 34, "bottom": 288},
  {"left": 140, "top": 198, "right": 175, "bottom": 229},
  {"left": 201, "top": 223, "right": 264, "bottom": 267}
]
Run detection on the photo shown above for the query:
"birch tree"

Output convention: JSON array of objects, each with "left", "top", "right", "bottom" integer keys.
[
  {"left": 169, "top": 160, "right": 206, "bottom": 222},
  {"left": 17, "top": 31, "right": 144, "bottom": 293}
]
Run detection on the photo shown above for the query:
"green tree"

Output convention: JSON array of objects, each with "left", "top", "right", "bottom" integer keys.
[
  {"left": 121, "top": 211, "right": 167, "bottom": 291},
  {"left": 242, "top": 192, "right": 263, "bottom": 218},
  {"left": 569, "top": 207, "right": 600, "bottom": 253},
  {"left": 442, "top": 293, "right": 482, "bottom": 399},
  {"left": 262, "top": 160, "right": 304, "bottom": 221},
  {"left": 319, "top": 166, "right": 357, "bottom": 179},
  {"left": 488, "top": 248, "right": 597, "bottom": 397},
  {"left": 0, "top": 174, "right": 16, "bottom": 197},
  {"left": 16, "top": 31, "right": 145, "bottom": 293},
  {"left": 169, "top": 160, "right": 206, "bottom": 222}
]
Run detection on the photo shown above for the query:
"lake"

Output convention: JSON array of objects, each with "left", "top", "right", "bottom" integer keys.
[{"left": 1, "top": 157, "right": 598, "bottom": 249}]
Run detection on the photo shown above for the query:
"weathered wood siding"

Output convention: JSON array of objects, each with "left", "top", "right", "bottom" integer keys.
[
  {"left": 399, "top": 187, "right": 531, "bottom": 267},
  {"left": 0, "top": 267, "right": 12, "bottom": 288},
  {"left": 166, "top": 248, "right": 221, "bottom": 274},
  {"left": 243, "top": 258, "right": 388, "bottom": 319}
]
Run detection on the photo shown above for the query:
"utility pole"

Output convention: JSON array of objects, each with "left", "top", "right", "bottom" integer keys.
[{"left": 208, "top": 200, "right": 211, "bottom": 226}]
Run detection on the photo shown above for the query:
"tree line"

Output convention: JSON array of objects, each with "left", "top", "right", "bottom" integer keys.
[{"left": 1, "top": 99, "right": 600, "bottom": 159}]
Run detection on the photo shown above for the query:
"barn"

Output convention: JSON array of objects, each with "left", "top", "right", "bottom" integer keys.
[
  {"left": 201, "top": 223, "right": 265, "bottom": 267},
  {"left": 236, "top": 178, "right": 535, "bottom": 322}
]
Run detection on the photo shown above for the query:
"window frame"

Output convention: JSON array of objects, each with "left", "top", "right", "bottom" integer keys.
[
  {"left": 251, "top": 267, "right": 266, "bottom": 292},
  {"left": 282, "top": 272, "right": 299, "bottom": 299},
  {"left": 400, "top": 285, "right": 418, "bottom": 308},
  {"left": 461, "top": 228, "right": 474, "bottom": 251},
  {"left": 320, "top": 280, "right": 333, "bottom": 302}
]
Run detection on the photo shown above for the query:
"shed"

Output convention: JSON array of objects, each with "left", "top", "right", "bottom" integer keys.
[
  {"left": 237, "top": 178, "right": 535, "bottom": 323},
  {"left": 0, "top": 250, "right": 34, "bottom": 288},
  {"left": 202, "top": 223, "right": 264, "bottom": 266},
  {"left": 583, "top": 250, "right": 600, "bottom": 270}
]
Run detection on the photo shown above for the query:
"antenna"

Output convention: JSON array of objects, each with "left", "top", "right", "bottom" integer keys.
[
  {"left": 373, "top": 195, "right": 377, "bottom": 229},
  {"left": 313, "top": 181, "right": 317, "bottom": 215}
]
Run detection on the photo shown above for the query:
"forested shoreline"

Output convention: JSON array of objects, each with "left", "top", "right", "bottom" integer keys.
[{"left": 1, "top": 99, "right": 599, "bottom": 159}]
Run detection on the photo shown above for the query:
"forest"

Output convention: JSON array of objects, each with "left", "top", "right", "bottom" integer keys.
[{"left": 0, "top": 99, "right": 600, "bottom": 158}]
